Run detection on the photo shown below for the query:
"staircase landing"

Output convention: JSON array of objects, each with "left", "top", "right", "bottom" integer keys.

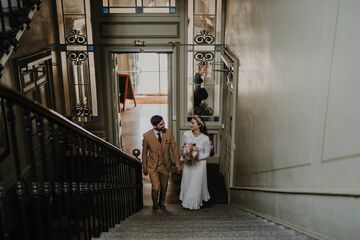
[{"left": 94, "top": 204, "right": 308, "bottom": 240}]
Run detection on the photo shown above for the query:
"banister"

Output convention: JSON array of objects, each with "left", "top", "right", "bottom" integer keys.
[{"left": 0, "top": 83, "right": 141, "bottom": 165}]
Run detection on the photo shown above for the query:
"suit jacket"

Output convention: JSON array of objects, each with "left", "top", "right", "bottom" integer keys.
[{"left": 142, "top": 128, "right": 180, "bottom": 174}]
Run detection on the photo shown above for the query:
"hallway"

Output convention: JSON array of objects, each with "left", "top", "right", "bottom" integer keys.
[{"left": 95, "top": 204, "right": 309, "bottom": 240}]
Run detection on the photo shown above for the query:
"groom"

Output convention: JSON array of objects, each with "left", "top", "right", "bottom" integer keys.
[{"left": 142, "top": 115, "right": 182, "bottom": 209}]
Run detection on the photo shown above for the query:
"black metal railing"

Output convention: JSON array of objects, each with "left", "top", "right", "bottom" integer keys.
[{"left": 0, "top": 84, "right": 143, "bottom": 240}]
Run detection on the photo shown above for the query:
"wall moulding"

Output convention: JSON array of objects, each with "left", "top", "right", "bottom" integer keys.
[{"left": 230, "top": 186, "right": 360, "bottom": 197}]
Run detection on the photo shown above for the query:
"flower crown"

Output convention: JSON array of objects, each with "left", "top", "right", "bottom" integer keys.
[{"left": 193, "top": 115, "right": 204, "bottom": 127}]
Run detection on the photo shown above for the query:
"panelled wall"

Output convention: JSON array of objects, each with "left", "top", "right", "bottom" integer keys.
[
  {"left": 1, "top": 0, "right": 61, "bottom": 109},
  {"left": 225, "top": 0, "right": 360, "bottom": 239}
]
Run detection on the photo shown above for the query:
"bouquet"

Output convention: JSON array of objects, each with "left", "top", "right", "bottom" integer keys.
[{"left": 180, "top": 143, "right": 199, "bottom": 165}]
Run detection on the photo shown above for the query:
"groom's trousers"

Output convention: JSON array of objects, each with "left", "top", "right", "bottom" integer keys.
[{"left": 149, "top": 164, "right": 169, "bottom": 205}]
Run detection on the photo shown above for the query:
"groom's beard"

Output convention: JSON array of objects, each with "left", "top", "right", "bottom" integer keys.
[{"left": 155, "top": 126, "right": 164, "bottom": 132}]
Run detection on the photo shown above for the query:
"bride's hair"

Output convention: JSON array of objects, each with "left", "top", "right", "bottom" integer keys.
[{"left": 193, "top": 115, "right": 209, "bottom": 136}]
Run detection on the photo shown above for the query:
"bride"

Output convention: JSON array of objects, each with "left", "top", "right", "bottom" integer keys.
[{"left": 179, "top": 115, "right": 211, "bottom": 210}]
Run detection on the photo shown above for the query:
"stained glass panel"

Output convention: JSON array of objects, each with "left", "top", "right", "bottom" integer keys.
[
  {"left": 187, "top": 0, "right": 222, "bottom": 122},
  {"left": 109, "top": 0, "right": 136, "bottom": 7},
  {"left": 143, "top": 0, "right": 170, "bottom": 7},
  {"left": 103, "top": 0, "right": 176, "bottom": 14},
  {"left": 194, "top": 0, "right": 216, "bottom": 15},
  {"left": 63, "top": 0, "right": 85, "bottom": 14},
  {"left": 56, "top": 0, "right": 98, "bottom": 121}
]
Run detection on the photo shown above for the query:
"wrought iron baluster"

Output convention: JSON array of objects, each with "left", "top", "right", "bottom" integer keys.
[
  {"left": 5, "top": 101, "right": 21, "bottom": 180},
  {"left": 119, "top": 162, "right": 125, "bottom": 220},
  {"left": 112, "top": 154, "right": 118, "bottom": 224},
  {"left": 53, "top": 181, "right": 64, "bottom": 240},
  {"left": 74, "top": 136, "right": 82, "bottom": 240},
  {"left": 108, "top": 151, "right": 115, "bottom": 227},
  {"left": 103, "top": 149, "right": 111, "bottom": 230},
  {"left": 119, "top": 159, "right": 125, "bottom": 220},
  {"left": 82, "top": 138, "right": 91, "bottom": 240},
  {"left": 23, "top": 110, "right": 37, "bottom": 181},
  {"left": 62, "top": 181, "right": 71, "bottom": 240},
  {"left": 91, "top": 143, "right": 99, "bottom": 236},
  {"left": 43, "top": 181, "right": 53, "bottom": 239},
  {"left": 98, "top": 145, "right": 105, "bottom": 234},
  {"left": 5, "top": 101, "right": 29, "bottom": 240},
  {"left": 0, "top": 182, "right": 8, "bottom": 240},
  {"left": 129, "top": 164, "right": 134, "bottom": 215},
  {"left": 71, "top": 181, "right": 81, "bottom": 240},
  {"left": 77, "top": 137, "right": 86, "bottom": 240},
  {"left": 114, "top": 156, "right": 121, "bottom": 222},
  {"left": 126, "top": 163, "right": 131, "bottom": 218},
  {"left": 121, "top": 162, "right": 129, "bottom": 218},
  {"left": 95, "top": 144, "right": 105, "bottom": 234},
  {"left": 35, "top": 114, "right": 48, "bottom": 180},
  {"left": 87, "top": 141, "right": 96, "bottom": 237},
  {"left": 61, "top": 131, "right": 72, "bottom": 240},
  {"left": 31, "top": 182, "right": 44, "bottom": 240},
  {"left": 130, "top": 164, "right": 134, "bottom": 214},
  {"left": 16, "top": 182, "right": 29, "bottom": 240},
  {"left": 49, "top": 122, "right": 59, "bottom": 179}
]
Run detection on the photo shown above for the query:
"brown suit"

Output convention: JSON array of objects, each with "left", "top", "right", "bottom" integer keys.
[{"left": 142, "top": 128, "right": 180, "bottom": 206}]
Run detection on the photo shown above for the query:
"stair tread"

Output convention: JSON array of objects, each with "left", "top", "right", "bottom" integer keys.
[{"left": 95, "top": 204, "right": 307, "bottom": 240}]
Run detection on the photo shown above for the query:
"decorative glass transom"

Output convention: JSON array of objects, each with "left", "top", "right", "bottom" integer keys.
[{"left": 102, "top": 0, "right": 176, "bottom": 14}]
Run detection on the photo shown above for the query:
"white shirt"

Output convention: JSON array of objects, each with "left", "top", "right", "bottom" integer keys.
[{"left": 153, "top": 129, "right": 162, "bottom": 141}]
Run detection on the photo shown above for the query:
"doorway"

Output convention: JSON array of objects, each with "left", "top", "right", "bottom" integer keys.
[
  {"left": 113, "top": 52, "right": 169, "bottom": 153},
  {"left": 112, "top": 51, "right": 179, "bottom": 205}
]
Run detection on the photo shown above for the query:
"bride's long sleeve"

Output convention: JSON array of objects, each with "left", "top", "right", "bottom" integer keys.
[{"left": 199, "top": 136, "right": 212, "bottom": 159}]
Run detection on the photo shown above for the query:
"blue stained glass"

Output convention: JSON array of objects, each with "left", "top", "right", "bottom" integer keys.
[
  {"left": 136, "top": 7, "right": 143, "bottom": 13},
  {"left": 87, "top": 45, "right": 94, "bottom": 51},
  {"left": 102, "top": 7, "right": 109, "bottom": 14},
  {"left": 58, "top": 44, "right": 66, "bottom": 51},
  {"left": 215, "top": 44, "right": 222, "bottom": 51},
  {"left": 91, "top": 116, "right": 99, "bottom": 123},
  {"left": 170, "top": 7, "right": 176, "bottom": 14}
]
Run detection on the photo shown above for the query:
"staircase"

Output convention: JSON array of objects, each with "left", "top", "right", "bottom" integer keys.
[
  {"left": 0, "top": 0, "right": 41, "bottom": 75},
  {"left": 94, "top": 204, "right": 309, "bottom": 240}
]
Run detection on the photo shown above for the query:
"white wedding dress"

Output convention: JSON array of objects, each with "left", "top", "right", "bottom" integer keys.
[{"left": 179, "top": 131, "right": 211, "bottom": 209}]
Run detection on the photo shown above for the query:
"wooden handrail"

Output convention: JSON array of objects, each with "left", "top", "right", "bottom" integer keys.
[{"left": 0, "top": 83, "right": 141, "bottom": 165}]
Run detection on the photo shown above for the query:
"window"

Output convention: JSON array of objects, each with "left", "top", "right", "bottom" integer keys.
[
  {"left": 187, "top": 0, "right": 222, "bottom": 122},
  {"left": 56, "top": 0, "right": 98, "bottom": 122}
]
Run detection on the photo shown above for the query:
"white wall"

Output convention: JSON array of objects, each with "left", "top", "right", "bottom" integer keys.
[{"left": 225, "top": 0, "right": 360, "bottom": 239}]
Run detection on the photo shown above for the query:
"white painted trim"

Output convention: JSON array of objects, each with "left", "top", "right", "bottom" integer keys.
[{"left": 230, "top": 186, "right": 360, "bottom": 197}]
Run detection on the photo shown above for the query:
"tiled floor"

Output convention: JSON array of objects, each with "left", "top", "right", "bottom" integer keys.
[{"left": 120, "top": 96, "right": 181, "bottom": 206}]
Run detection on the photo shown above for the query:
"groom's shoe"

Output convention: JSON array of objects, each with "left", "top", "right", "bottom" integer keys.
[
  {"left": 158, "top": 190, "right": 166, "bottom": 209},
  {"left": 152, "top": 190, "right": 159, "bottom": 210}
]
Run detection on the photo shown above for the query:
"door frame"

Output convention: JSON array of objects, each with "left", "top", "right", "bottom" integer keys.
[
  {"left": 220, "top": 49, "right": 238, "bottom": 194},
  {"left": 104, "top": 46, "right": 176, "bottom": 147}
]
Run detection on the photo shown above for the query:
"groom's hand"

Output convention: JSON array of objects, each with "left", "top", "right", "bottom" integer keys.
[{"left": 176, "top": 165, "right": 183, "bottom": 174}]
